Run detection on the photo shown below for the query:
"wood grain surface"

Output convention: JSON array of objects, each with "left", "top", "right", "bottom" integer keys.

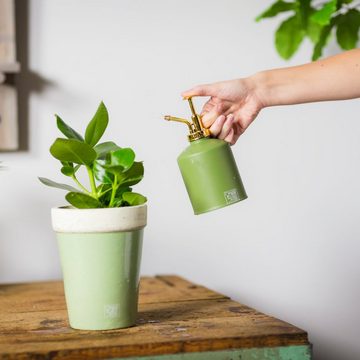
[{"left": 0, "top": 275, "right": 310, "bottom": 359}]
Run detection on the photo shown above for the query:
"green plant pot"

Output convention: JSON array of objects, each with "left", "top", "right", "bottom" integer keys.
[{"left": 51, "top": 204, "right": 147, "bottom": 330}]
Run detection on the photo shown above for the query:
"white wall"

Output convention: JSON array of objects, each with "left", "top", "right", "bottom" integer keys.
[{"left": 1, "top": 1, "right": 360, "bottom": 359}]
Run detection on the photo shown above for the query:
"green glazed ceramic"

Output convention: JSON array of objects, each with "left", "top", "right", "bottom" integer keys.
[{"left": 51, "top": 204, "right": 147, "bottom": 330}]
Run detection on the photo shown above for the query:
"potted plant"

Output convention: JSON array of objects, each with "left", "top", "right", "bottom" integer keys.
[{"left": 40, "top": 102, "right": 147, "bottom": 330}]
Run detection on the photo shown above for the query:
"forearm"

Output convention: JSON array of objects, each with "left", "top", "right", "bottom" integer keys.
[{"left": 252, "top": 49, "right": 360, "bottom": 107}]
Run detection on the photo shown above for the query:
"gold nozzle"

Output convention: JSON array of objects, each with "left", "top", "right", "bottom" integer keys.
[
  {"left": 164, "top": 97, "right": 210, "bottom": 142},
  {"left": 164, "top": 115, "right": 192, "bottom": 132}
]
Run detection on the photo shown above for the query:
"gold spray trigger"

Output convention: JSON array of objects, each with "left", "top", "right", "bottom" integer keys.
[{"left": 164, "top": 97, "right": 210, "bottom": 142}]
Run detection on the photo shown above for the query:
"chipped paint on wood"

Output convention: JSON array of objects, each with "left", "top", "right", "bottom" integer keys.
[{"left": 120, "top": 345, "right": 312, "bottom": 360}]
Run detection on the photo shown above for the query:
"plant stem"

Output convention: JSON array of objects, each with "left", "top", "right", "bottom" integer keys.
[
  {"left": 71, "top": 174, "right": 91, "bottom": 195},
  {"left": 98, "top": 187, "right": 112, "bottom": 198},
  {"left": 86, "top": 166, "right": 98, "bottom": 199},
  {"left": 109, "top": 175, "right": 118, "bottom": 207}
]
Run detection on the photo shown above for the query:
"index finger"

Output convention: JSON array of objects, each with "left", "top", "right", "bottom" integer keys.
[{"left": 181, "top": 83, "right": 217, "bottom": 99}]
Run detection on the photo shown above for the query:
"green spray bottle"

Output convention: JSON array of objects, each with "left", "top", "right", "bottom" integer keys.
[{"left": 164, "top": 97, "right": 247, "bottom": 215}]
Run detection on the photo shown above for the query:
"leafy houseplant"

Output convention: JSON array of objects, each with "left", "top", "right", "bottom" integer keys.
[
  {"left": 43, "top": 102, "right": 147, "bottom": 331},
  {"left": 39, "top": 101, "right": 146, "bottom": 208},
  {"left": 256, "top": 0, "right": 360, "bottom": 60}
]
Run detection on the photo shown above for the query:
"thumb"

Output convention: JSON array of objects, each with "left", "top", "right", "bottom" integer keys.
[{"left": 181, "top": 83, "right": 219, "bottom": 98}]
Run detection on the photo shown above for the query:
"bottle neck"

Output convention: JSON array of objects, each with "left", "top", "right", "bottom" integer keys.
[{"left": 189, "top": 137, "right": 210, "bottom": 144}]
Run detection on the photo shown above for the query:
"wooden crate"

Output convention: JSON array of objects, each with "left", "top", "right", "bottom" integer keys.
[{"left": 0, "top": 275, "right": 312, "bottom": 359}]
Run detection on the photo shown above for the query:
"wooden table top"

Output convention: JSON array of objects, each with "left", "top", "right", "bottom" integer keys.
[{"left": 0, "top": 275, "right": 310, "bottom": 359}]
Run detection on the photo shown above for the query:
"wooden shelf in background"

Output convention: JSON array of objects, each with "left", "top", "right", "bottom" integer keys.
[
  {"left": 0, "top": 0, "right": 19, "bottom": 151},
  {"left": 0, "top": 61, "right": 20, "bottom": 73}
]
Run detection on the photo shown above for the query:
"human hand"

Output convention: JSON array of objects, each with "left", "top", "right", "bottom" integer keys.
[{"left": 181, "top": 78, "right": 264, "bottom": 145}]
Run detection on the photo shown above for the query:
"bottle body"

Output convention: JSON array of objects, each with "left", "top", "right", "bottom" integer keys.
[{"left": 177, "top": 138, "right": 247, "bottom": 215}]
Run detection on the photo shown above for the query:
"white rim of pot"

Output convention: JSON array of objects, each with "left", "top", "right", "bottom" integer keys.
[{"left": 51, "top": 203, "right": 147, "bottom": 233}]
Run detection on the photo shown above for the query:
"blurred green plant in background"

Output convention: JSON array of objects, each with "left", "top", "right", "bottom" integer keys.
[{"left": 256, "top": 0, "right": 360, "bottom": 60}]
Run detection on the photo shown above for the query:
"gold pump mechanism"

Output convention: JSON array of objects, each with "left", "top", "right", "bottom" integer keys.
[{"left": 164, "top": 97, "right": 211, "bottom": 142}]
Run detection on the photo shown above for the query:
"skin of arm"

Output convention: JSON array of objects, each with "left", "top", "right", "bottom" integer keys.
[{"left": 181, "top": 49, "right": 360, "bottom": 145}]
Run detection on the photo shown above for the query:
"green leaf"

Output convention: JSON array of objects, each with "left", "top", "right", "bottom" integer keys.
[
  {"left": 311, "top": 0, "right": 337, "bottom": 26},
  {"left": 116, "top": 185, "right": 131, "bottom": 197},
  {"left": 118, "top": 161, "right": 144, "bottom": 187},
  {"left": 312, "top": 24, "right": 333, "bottom": 60},
  {"left": 110, "top": 148, "right": 135, "bottom": 171},
  {"left": 122, "top": 192, "right": 147, "bottom": 206},
  {"left": 61, "top": 163, "right": 80, "bottom": 176},
  {"left": 85, "top": 101, "right": 109, "bottom": 146},
  {"left": 65, "top": 192, "right": 103, "bottom": 209},
  {"left": 255, "top": 1, "right": 296, "bottom": 22},
  {"left": 94, "top": 141, "right": 121, "bottom": 159},
  {"left": 38, "top": 177, "right": 80, "bottom": 192},
  {"left": 56, "top": 115, "right": 84, "bottom": 141},
  {"left": 50, "top": 138, "right": 97, "bottom": 165},
  {"left": 93, "top": 159, "right": 114, "bottom": 184},
  {"left": 307, "top": 18, "right": 324, "bottom": 43},
  {"left": 60, "top": 162, "right": 79, "bottom": 176},
  {"left": 275, "top": 15, "right": 305, "bottom": 59},
  {"left": 298, "top": 0, "right": 312, "bottom": 29},
  {"left": 336, "top": 10, "right": 360, "bottom": 50},
  {"left": 61, "top": 165, "right": 74, "bottom": 176},
  {"left": 104, "top": 148, "right": 136, "bottom": 175}
]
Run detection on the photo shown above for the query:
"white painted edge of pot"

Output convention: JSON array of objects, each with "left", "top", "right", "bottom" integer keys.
[{"left": 51, "top": 203, "right": 147, "bottom": 233}]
